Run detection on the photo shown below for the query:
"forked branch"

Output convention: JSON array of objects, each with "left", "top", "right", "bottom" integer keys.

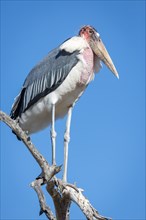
[{"left": 0, "top": 110, "right": 111, "bottom": 220}]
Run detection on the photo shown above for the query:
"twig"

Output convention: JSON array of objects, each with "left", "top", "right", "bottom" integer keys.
[{"left": 30, "top": 178, "right": 56, "bottom": 220}]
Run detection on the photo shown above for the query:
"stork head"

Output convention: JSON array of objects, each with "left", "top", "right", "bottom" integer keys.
[{"left": 79, "top": 25, "right": 119, "bottom": 79}]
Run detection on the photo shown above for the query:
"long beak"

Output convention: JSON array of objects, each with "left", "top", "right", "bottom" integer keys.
[{"left": 90, "top": 37, "right": 119, "bottom": 79}]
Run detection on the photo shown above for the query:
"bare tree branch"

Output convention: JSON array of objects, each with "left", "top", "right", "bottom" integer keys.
[
  {"left": 47, "top": 179, "right": 111, "bottom": 220},
  {"left": 0, "top": 110, "right": 60, "bottom": 181},
  {"left": 47, "top": 180, "right": 71, "bottom": 220},
  {"left": 0, "top": 110, "right": 111, "bottom": 220},
  {"left": 31, "top": 178, "right": 56, "bottom": 220}
]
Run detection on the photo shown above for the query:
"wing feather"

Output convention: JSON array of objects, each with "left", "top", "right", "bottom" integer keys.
[{"left": 10, "top": 46, "right": 79, "bottom": 119}]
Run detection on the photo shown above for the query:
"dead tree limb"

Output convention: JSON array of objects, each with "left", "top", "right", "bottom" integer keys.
[
  {"left": 0, "top": 110, "right": 111, "bottom": 220},
  {"left": 31, "top": 178, "right": 56, "bottom": 220}
]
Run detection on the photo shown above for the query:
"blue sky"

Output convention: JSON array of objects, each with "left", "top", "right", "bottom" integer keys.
[{"left": 0, "top": 1, "right": 145, "bottom": 220}]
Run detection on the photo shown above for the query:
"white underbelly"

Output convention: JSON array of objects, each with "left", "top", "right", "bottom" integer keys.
[
  {"left": 19, "top": 60, "right": 94, "bottom": 134},
  {"left": 19, "top": 86, "right": 85, "bottom": 134}
]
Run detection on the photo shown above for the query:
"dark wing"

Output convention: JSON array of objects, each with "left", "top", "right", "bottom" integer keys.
[{"left": 10, "top": 47, "right": 79, "bottom": 119}]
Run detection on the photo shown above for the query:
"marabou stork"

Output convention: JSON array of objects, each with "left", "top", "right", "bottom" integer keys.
[{"left": 10, "top": 25, "right": 119, "bottom": 182}]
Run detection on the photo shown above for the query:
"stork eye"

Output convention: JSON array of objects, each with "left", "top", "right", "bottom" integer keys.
[{"left": 89, "top": 30, "right": 93, "bottom": 34}]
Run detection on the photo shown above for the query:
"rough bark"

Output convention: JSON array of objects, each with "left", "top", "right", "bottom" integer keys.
[{"left": 0, "top": 110, "right": 111, "bottom": 220}]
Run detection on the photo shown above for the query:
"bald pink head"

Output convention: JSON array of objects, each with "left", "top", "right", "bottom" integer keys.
[
  {"left": 79, "top": 25, "right": 119, "bottom": 79},
  {"left": 79, "top": 25, "right": 99, "bottom": 42}
]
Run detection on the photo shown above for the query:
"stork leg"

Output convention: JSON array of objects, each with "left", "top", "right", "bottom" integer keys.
[
  {"left": 50, "top": 104, "right": 57, "bottom": 165},
  {"left": 63, "top": 105, "right": 73, "bottom": 182}
]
